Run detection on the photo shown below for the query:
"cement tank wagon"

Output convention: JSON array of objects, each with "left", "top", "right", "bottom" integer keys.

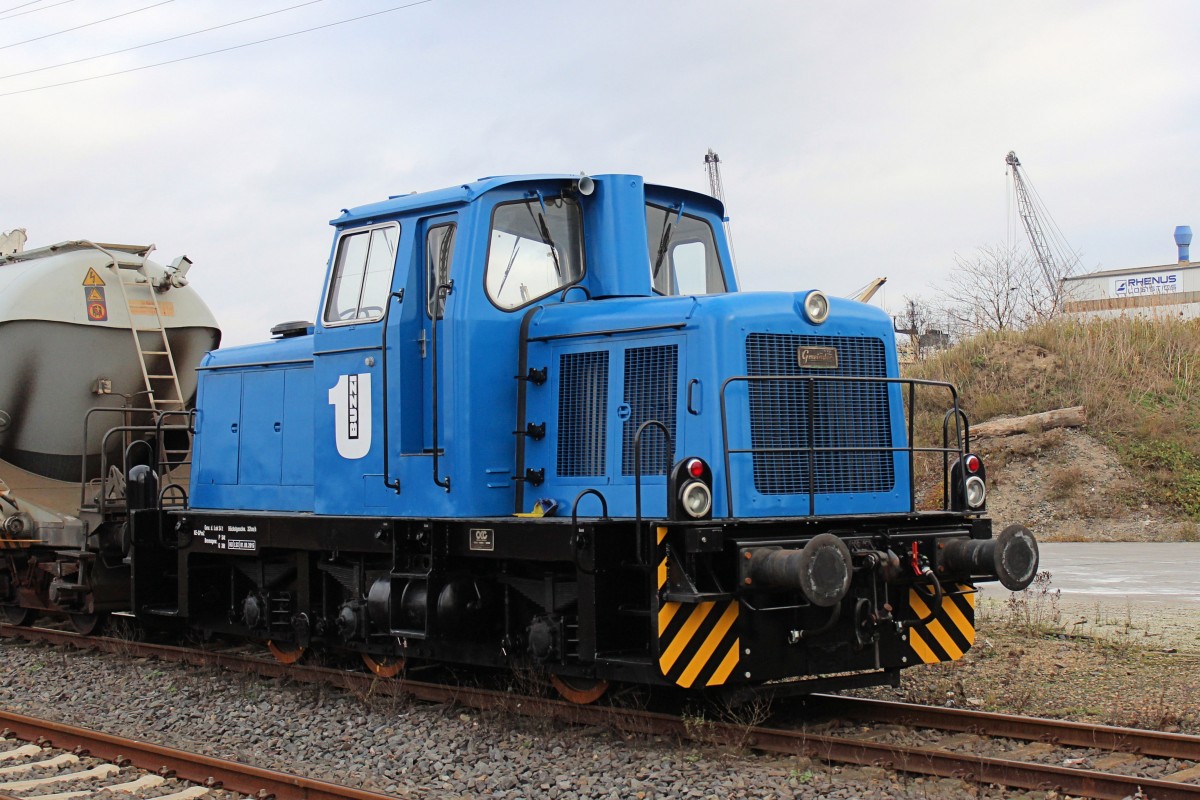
[
  {"left": 0, "top": 236, "right": 220, "bottom": 628},
  {"left": 0, "top": 237, "right": 219, "bottom": 503},
  {"left": 0, "top": 239, "right": 220, "bottom": 508}
]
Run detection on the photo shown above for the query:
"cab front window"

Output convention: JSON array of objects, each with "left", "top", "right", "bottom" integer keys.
[
  {"left": 486, "top": 195, "right": 584, "bottom": 310},
  {"left": 646, "top": 203, "right": 726, "bottom": 296}
]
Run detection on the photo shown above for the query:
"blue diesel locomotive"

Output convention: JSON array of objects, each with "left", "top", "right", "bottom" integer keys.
[{"left": 100, "top": 174, "right": 1035, "bottom": 701}]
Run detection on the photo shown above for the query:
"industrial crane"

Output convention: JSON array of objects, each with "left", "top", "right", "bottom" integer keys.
[
  {"left": 1005, "top": 151, "right": 1077, "bottom": 313},
  {"left": 849, "top": 276, "right": 887, "bottom": 303},
  {"left": 704, "top": 149, "right": 739, "bottom": 278},
  {"left": 704, "top": 149, "right": 726, "bottom": 205}
]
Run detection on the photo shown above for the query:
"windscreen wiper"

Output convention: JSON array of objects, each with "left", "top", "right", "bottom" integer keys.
[
  {"left": 496, "top": 239, "right": 521, "bottom": 296},
  {"left": 652, "top": 218, "right": 673, "bottom": 279},
  {"left": 526, "top": 194, "right": 562, "bottom": 277},
  {"left": 652, "top": 203, "right": 685, "bottom": 279}
]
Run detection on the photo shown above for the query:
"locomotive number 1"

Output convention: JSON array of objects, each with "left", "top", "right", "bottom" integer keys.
[{"left": 328, "top": 373, "right": 372, "bottom": 459}]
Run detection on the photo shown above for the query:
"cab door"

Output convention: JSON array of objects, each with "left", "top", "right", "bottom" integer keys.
[
  {"left": 418, "top": 215, "right": 457, "bottom": 455},
  {"left": 312, "top": 221, "right": 403, "bottom": 514}
]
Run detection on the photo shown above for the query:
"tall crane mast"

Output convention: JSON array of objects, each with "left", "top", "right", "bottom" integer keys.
[
  {"left": 704, "top": 149, "right": 726, "bottom": 203},
  {"left": 704, "top": 149, "right": 739, "bottom": 280},
  {"left": 1005, "top": 151, "right": 1055, "bottom": 284},
  {"left": 1005, "top": 150, "right": 1077, "bottom": 316}
]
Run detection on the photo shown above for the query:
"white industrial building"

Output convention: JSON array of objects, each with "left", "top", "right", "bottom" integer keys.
[{"left": 1062, "top": 226, "right": 1200, "bottom": 320}]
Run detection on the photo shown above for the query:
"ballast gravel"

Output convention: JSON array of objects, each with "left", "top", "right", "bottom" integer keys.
[{"left": 0, "top": 638, "right": 1025, "bottom": 800}]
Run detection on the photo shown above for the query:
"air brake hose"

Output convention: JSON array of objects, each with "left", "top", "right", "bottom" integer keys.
[{"left": 910, "top": 567, "right": 944, "bottom": 627}]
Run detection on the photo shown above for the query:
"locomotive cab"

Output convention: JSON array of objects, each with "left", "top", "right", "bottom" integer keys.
[{"left": 131, "top": 173, "right": 1038, "bottom": 700}]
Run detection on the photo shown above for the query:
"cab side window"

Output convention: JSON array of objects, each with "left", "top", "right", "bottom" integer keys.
[
  {"left": 646, "top": 204, "right": 726, "bottom": 296},
  {"left": 324, "top": 223, "right": 399, "bottom": 324},
  {"left": 426, "top": 223, "right": 456, "bottom": 319}
]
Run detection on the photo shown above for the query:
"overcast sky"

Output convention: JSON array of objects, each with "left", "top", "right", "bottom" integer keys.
[{"left": 4, "top": 1, "right": 1199, "bottom": 345}]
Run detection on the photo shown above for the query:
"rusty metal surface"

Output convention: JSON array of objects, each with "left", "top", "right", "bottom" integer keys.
[
  {"left": 0, "top": 709, "right": 404, "bottom": 800},
  {"left": 808, "top": 693, "right": 1200, "bottom": 761},
  {"left": 5, "top": 623, "right": 1200, "bottom": 799},
  {"left": 748, "top": 726, "right": 1200, "bottom": 800}
]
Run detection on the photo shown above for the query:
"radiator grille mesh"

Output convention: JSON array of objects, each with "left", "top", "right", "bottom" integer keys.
[
  {"left": 621, "top": 344, "right": 678, "bottom": 476},
  {"left": 745, "top": 334, "right": 893, "bottom": 494},
  {"left": 557, "top": 351, "right": 609, "bottom": 477}
]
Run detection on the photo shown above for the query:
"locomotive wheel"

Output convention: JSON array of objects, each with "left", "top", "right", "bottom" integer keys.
[
  {"left": 69, "top": 612, "right": 107, "bottom": 636},
  {"left": 550, "top": 674, "right": 609, "bottom": 705},
  {"left": 362, "top": 653, "right": 405, "bottom": 678},
  {"left": 0, "top": 605, "right": 34, "bottom": 626},
  {"left": 266, "top": 640, "right": 306, "bottom": 665}
]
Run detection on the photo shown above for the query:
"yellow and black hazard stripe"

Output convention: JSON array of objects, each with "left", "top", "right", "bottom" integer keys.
[
  {"left": 654, "top": 526, "right": 740, "bottom": 688},
  {"left": 905, "top": 583, "right": 975, "bottom": 664},
  {"left": 657, "top": 599, "right": 740, "bottom": 688}
]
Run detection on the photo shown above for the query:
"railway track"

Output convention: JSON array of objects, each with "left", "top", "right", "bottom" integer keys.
[
  {"left": 0, "top": 708, "right": 402, "bottom": 800},
  {"left": 4, "top": 621, "right": 1200, "bottom": 799},
  {"left": 0, "top": 725, "right": 244, "bottom": 800}
]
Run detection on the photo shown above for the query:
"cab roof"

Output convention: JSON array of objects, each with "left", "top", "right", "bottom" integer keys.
[{"left": 330, "top": 174, "right": 725, "bottom": 228}]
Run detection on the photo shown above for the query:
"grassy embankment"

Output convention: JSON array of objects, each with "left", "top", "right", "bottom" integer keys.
[{"left": 904, "top": 316, "right": 1200, "bottom": 519}]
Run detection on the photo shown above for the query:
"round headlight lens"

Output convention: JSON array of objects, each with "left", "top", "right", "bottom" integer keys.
[
  {"left": 680, "top": 481, "right": 712, "bottom": 518},
  {"left": 964, "top": 475, "right": 987, "bottom": 509},
  {"left": 803, "top": 290, "right": 830, "bottom": 324}
]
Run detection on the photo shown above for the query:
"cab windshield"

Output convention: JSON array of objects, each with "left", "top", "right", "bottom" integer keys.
[
  {"left": 646, "top": 203, "right": 726, "bottom": 296},
  {"left": 486, "top": 196, "right": 584, "bottom": 310}
]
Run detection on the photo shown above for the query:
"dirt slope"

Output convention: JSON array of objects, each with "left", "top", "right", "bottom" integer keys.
[{"left": 976, "top": 426, "right": 1197, "bottom": 541}]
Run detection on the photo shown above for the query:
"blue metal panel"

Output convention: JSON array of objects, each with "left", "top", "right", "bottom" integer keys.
[
  {"left": 282, "top": 368, "right": 314, "bottom": 487},
  {"left": 238, "top": 370, "right": 285, "bottom": 486},
  {"left": 193, "top": 371, "right": 241, "bottom": 486},
  {"left": 585, "top": 175, "right": 647, "bottom": 298},
  {"left": 331, "top": 174, "right": 579, "bottom": 228}
]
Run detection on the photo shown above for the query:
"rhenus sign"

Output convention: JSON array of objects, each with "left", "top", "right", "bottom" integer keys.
[{"left": 1112, "top": 271, "right": 1182, "bottom": 298}]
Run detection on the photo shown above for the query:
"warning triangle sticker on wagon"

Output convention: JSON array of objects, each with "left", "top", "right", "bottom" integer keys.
[{"left": 82, "top": 267, "right": 106, "bottom": 286}]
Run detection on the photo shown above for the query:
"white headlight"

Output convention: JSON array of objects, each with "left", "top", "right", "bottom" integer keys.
[
  {"left": 680, "top": 481, "right": 712, "bottom": 518},
  {"left": 965, "top": 475, "right": 987, "bottom": 509},
  {"left": 803, "top": 290, "right": 830, "bottom": 324}
]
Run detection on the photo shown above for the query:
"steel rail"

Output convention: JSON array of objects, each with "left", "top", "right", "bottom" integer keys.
[
  {"left": 4, "top": 624, "right": 1200, "bottom": 799},
  {"left": 747, "top": 727, "right": 1200, "bottom": 800},
  {"left": 806, "top": 693, "right": 1200, "bottom": 761},
  {"left": 0, "top": 709, "right": 403, "bottom": 800}
]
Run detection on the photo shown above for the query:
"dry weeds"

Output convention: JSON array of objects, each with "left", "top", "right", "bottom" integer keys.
[
  {"left": 858, "top": 574, "right": 1200, "bottom": 732},
  {"left": 907, "top": 317, "right": 1200, "bottom": 533}
]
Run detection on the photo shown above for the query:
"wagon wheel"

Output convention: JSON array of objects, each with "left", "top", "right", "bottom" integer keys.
[
  {"left": 0, "top": 604, "right": 35, "bottom": 626},
  {"left": 550, "top": 674, "right": 610, "bottom": 705},
  {"left": 362, "top": 653, "right": 405, "bottom": 678},
  {"left": 68, "top": 612, "right": 107, "bottom": 635},
  {"left": 266, "top": 640, "right": 306, "bottom": 665}
]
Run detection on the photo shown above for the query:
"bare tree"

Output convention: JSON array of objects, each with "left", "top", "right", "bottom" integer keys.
[{"left": 938, "top": 244, "right": 1064, "bottom": 333}]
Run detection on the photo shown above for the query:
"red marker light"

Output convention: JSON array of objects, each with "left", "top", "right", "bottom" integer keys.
[
  {"left": 687, "top": 458, "right": 705, "bottom": 478},
  {"left": 964, "top": 454, "right": 981, "bottom": 473}
]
